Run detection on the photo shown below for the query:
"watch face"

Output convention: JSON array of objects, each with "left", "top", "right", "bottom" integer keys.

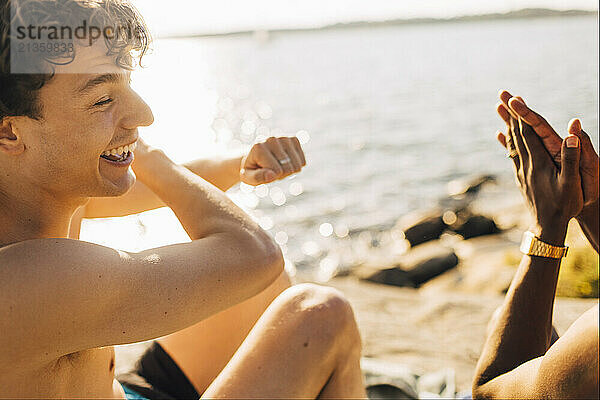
[{"left": 520, "top": 233, "right": 534, "bottom": 254}]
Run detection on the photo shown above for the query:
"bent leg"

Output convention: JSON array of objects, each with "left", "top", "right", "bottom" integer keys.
[
  {"left": 202, "top": 283, "right": 366, "bottom": 399},
  {"left": 157, "top": 272, "right": 291, "bottom": 393}
]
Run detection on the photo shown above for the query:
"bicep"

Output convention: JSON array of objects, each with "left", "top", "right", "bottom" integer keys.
[
  {"left": 478, "top": 307, "right": 599, "bottom": 399},
  {"left": 0, "top": 234, "right": 279, "bottom": 365}
]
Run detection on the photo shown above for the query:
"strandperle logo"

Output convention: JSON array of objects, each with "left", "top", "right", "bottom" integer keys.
[
  {"left": 9, "top": 5, "right": 142, "bottom": 74},
  {"left": 14, "top": 20, "right": 135, "bottom": 47}
]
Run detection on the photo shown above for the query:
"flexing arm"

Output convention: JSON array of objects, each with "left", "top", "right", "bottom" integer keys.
[
  {"left": 84, "top": 136, "right": 306, "bottom": 218},
  {"left": 0, "top": 143, "right": 283, "bottom": 366},
  {"left": 473, "top": 97, "right": 599, "bottom": 398}
]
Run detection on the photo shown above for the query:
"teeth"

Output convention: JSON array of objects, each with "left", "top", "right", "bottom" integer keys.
[{"left": 102, "top": 141, "right": 137, "bottom": 158}]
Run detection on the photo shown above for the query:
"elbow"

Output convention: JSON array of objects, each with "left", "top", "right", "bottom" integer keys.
[
  {"left": 241, "top": 227, "right": 284, "bottom": 287},
  {"left": 258, "top": 232, "right": 285, "bottom": 281}
]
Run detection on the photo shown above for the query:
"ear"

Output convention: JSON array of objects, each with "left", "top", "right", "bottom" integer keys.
[{"left": 0, "top": 118, "right": 26, "bottom": 155}]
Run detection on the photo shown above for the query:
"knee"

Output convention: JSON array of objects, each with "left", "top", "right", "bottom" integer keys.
[{"left": 274, "top": 283, "right": 361, "bottom": 346}]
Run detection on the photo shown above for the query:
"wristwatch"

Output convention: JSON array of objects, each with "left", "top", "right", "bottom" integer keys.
[{"left": 520, "top": 231, "right": 569, "bottom": 259}]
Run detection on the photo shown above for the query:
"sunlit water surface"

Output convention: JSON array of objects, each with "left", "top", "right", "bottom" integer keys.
[{"left": 81, "top": 16, "right": 599, "bottom": 279}]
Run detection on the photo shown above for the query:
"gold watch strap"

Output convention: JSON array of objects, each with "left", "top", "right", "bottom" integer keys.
[{"left": 520, "top": 231, "right": 569, "bottom": 259}]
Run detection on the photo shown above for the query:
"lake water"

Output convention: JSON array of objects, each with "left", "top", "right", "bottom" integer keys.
[{"left": 81, "top": 15, "right": 599, "bottom": 279}]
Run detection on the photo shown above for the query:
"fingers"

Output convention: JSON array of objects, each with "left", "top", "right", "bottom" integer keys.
[
  {"left": 291, "top": 136, "right": 307, "bottom": 166},
  {"left": 255, "top": 142, "right": 284, "bottom": 176},
  {"left": 496, "top": 103, "right": 511, "bottom": 125},
  {"left": 497, "top": 103, "right": 518, "bottom": 164},
  {"left": 568, "top": 118, "right": 600, "bottom": 205},
  {"left": 241, "top": 136, "right": 307, "bottom": 185},
  {"left": 279, "top": 137, "right": 304, "bottom": 173},
  {"left": 497, "top": 131, "right": 507, "bottom": 148},
  {"left": 240, "top": 142, "right": 282, "bottom": 185},
  {"left": 499, "top": 90, "right": 519, "bottom": 120},
  {"left": 240, "top": 167, "right": 278, "bottom": 185},
  {"left": 569, "top": 118, "right": 599, "bottom": 160},
  {"left": 507, "top": 97, "right": 544, "bottom": 129},
  {"left": 559, "top": 135, "right": 581, "bottom": 184},
  {"left": 498, "top": 130, "right": 520, "bottom": 172},
  {"left": 498, "top": 91, "right": 563, "bottom": 165},
  {"left": 568, "top": 118, "right": 581, "bottom": 135},
  {"left": 518, "top": 116, "right": 551, "bottom": 169},
  {"left": 507, "top": 97, "right": 563, "bottom": 164},
  {"left": 265, "top": 137, "right": 295, "bottom": 176},
  {"left": 511, "top": 117, "right": 528, "bottom": 172}
]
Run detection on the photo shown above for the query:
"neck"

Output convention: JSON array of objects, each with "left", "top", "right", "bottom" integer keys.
[{"left": 0, "top": 185, "right": 85, "bottom": 248}]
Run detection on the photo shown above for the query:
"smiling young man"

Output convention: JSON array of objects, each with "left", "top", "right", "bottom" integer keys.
[{"left": 0, "top": 1, "right": 366, "bottom": 398}]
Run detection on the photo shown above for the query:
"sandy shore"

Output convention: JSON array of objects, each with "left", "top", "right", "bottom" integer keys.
[
  {"left": 326, "top": 277, "right": 596, "bottom": 393},
  {"left": 115, "top": 275, "right": 596, "bottom": 394}
]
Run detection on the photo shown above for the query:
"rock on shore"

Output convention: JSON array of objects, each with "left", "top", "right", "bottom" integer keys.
[{"left": 326, "top": 277, "right": 597, "bottom": 393}]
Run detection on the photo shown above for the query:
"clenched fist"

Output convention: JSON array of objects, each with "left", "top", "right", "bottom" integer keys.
[{"left": 240, "top": 136, "right": 307, "bottom": 185}]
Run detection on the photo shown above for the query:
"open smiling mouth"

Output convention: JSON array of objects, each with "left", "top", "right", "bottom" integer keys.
[{"left": 100, "top": 142, "right": 137, "bottom": 164}]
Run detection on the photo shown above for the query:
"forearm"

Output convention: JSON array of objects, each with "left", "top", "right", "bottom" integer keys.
[
  {"left": 473, "top": 224, "right": 567, "bottom": 389},
  {"left": 84, "top": 155, "right": 243, "bottom": 218},
  {"left": 135, "top": 149, "right": 254, "bottom": 241},
  {"left": 577, "top": 200, "right": 599, "bottom": 253},
  {"left": 183, "top": 155, "right": 243, "bottom": 192}
]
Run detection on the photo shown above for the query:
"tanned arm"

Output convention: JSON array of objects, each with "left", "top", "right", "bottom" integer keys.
[
  {"left": 0, "top": 142, "right": 284, "bottom": 367},
  {"left": 84, "top": 156, "right": 243, "bottom": 218},
  {"left": 472, "top": 97, "right": 599, "bottom": 398},
  {"left": 84, "top": 136, "right": 306, "bottom": 218}
]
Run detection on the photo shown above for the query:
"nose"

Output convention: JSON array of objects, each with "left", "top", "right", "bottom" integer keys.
[{"left": 122, "top": 89, "right": 154, "bottom": 130}]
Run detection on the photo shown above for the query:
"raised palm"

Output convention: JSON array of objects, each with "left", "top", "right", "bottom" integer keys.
[{"left": 497, "top": 91, "right": 599, "bottom": 208}]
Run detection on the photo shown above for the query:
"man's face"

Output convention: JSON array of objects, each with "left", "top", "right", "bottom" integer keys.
[{"left": 13, "top": 43, "right": 154, "bottom": 199}]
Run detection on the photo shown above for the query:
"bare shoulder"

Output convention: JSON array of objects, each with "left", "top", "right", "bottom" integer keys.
[
  {"left": 0, "top": 237, "right": 127, "bottom": 262},
  {"left": 0, "top": 238, "right": 132, "bottom": 366}
]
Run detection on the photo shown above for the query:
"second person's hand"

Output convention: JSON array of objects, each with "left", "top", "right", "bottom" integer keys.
[
  {"left": 497, "top": 90, "right": 599, "bottom": 206},
  {"left": 497, "top": 110, "right": 583, "bottom": 245}
]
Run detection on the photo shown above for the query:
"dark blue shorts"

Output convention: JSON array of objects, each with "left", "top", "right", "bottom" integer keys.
[{"left": 118, "top": 341, "right": 200, "bottom": 400}]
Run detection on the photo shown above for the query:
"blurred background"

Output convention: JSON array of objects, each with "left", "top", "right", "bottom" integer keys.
[{"left": 81, "top": 0, "right": 599, "bottom": 284}]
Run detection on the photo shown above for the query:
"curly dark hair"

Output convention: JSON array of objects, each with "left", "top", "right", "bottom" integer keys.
[{"left": 0, "top": 0, "right": 150, "bottom": 121}]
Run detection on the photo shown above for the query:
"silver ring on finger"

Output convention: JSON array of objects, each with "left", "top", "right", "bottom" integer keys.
[{"left": 278, "top": 157, "right": 292, "bottom": 165}]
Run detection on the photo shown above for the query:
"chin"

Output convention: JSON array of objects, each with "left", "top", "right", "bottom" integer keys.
[
  {"left": 94, "top": 153, "right": 139, "bottom": 196},
  {"left": 96, "top": 167, "right": 136, "bottom": 197}
]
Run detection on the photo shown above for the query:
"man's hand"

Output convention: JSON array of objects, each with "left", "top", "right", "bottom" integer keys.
[
  {"left": 240, "top": 137, "right": 306, "bottom": 186},
  {"left": 497, "top": 90, "right": 599, "bottom": 206},
  {"left": 496, "top": 103, "right": 583, "bottom": 245}
]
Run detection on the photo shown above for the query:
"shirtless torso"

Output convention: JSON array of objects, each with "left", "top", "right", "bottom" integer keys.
[
  {"left": 0, "top": 347, "right": 122, "bottom": 399},
  {"left": 0, "top": 204, "right": 124, "bottom": 398},
  {"left": 0, "top": 37, "right": 283, "bottom": 399}
]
